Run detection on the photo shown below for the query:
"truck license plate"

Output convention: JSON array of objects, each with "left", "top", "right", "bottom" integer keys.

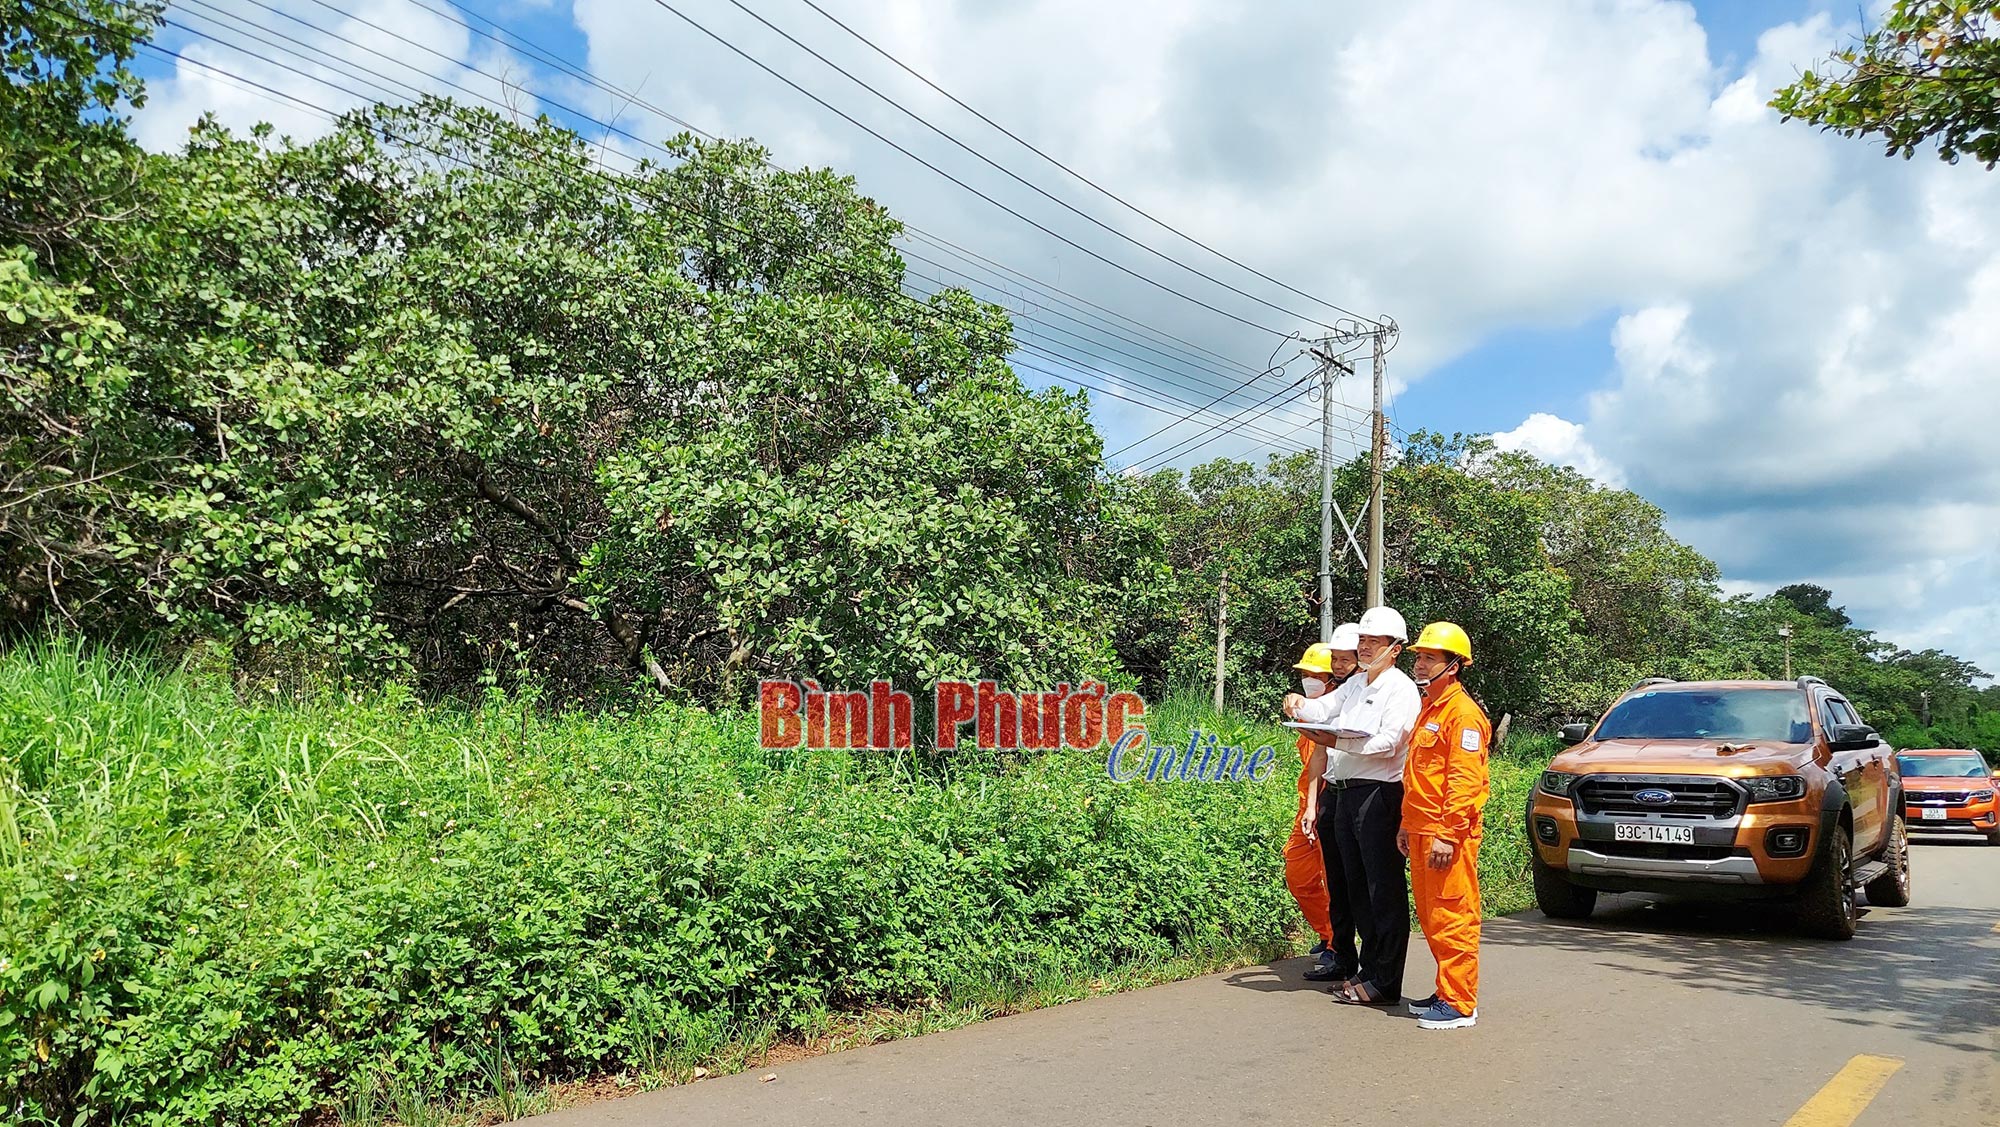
[
  {"left": 1614, "top": 823, "right": 1695, "bottom": 844},
  {"left": 1921, "top": 808, "right": 1947, "bottom": 821}
]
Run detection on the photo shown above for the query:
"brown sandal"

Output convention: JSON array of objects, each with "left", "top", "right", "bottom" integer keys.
[{"left": 1331, "top": 981, "right": 1394, "bottom": 1006}]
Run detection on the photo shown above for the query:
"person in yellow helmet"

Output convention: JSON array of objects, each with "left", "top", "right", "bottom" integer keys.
[
  {"left": 1281, "top": 629, "right": 1361, "bottom": 980},
  {"left": 1398, "top": 621, "right": 1492, "bottom": 1030}
]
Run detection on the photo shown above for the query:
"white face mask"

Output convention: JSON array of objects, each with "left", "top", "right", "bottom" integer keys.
[{"left": 1302, "top": 676, "right": 1329, "bottom": 698}]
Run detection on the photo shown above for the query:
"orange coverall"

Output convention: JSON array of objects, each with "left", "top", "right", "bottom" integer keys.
[
  {"left": 1285, "top": 734, "right": 1334, "bottom": 944},
  {"left": 1401, "top": 680, "right": 1492, "bottom": 1014}
]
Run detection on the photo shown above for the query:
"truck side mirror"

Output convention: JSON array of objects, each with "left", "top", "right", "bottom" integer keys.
[
  {"left": 1560, "top": 722, "right": 1591, "bottom": 746},
  {"left": 1827, "top": 723, "right": 1877, "bottom": 751}
]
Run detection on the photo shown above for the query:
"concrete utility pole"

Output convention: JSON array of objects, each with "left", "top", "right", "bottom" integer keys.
[
  {"left": 1366, "top": 329, "right": 1388, "bottom": 610},
  {"left": 1311, "top": 318, "right": 1398, "bottom": 619},
  {"left": 1213, "top": 571, "right": 1228, "bottom": 710},
  {"left": 1779, "top": 624, "right": 1794, "bottom": 681},
  {"left": 1314, "top": 348, "right": 1355, "bottom": 643},
  {"left": 1920, "top": 690, "right": 1932, "bottom": 726}
]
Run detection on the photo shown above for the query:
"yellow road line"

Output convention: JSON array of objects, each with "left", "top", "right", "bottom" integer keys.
[{"left": 1782, "top": 1055, "right": 1903, "bottom": 1127}]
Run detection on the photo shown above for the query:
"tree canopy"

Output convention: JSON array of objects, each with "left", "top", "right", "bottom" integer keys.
[{"left": 1771, "top": 1, "right": 2000, "bottom": 168}]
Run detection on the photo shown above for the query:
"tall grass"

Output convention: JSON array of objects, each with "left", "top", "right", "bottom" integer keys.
[{"left": 0, "top": 643, "right": 1554, "bottom": 1125}]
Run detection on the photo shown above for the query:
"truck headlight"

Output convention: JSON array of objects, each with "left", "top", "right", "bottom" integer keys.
[
  {"left": 1539, "top": 771, "right": 1578, "bottom": 797},
  {"left": 1743, "top": 775, "right": 1807, "bottom": 802}
]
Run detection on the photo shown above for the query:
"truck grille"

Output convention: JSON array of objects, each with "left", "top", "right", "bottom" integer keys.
[{"left": 1576, "top": 776, "right": 1740, "bottom": 819}]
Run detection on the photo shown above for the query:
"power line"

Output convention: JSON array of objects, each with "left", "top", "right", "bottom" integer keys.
[
  {"left": 901, "top": 235, "right": 1376, "bottom": 424},
  {"left": 276, "top": 0, "right": 1309, "bottom": 406},
  {"left": 199, "top": 0, "right": 1320, "bottom": 424},
  {"left": 904, "top": 244, "right": 1336, "bottom": 425},
  {"left": 901, "top": 228, "right": 1269, "bottom": 376},
  {"left": 791, "top": 0, "right": 1371, "bottom": 326},
  {"left": 1103, "top": 349, "right": 1306, "bottom": 462},
  {"left": 709, "top": 0, "right": 1356, "bottom": 329},
  {"left": 638, "top": 0, "right": 1302, "bottom": 339},
  {"left": 126, "top": 11, "right": 1341, "bottom": 469},
  {"left": 130, "top": 29, "right": 1321, "bottom": 461},
  {"left": 1127, "top": 377, "right": 1318, "bottom": 475},
  {"left": 159, "top": 4, "right": 1311, "bottom": 442},
  {"left": 1119, "top": 336, "right": 1377, "bottom": 471}
]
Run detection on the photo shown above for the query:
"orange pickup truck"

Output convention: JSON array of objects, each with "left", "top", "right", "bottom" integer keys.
[
  {"left": 1527, "top": 676, "right": 1911, "bottom": 939},
  {"left": 1898, "top": 748, "right": 2000, "bottom": 844}
]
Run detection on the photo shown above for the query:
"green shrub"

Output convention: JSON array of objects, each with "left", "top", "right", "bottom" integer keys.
[
  {"left": 0, "top": 645, "right": 1304, "bottom": 1124},
  {"left": 1, "top": 643, "right": 1549, "bottom": 1124}
]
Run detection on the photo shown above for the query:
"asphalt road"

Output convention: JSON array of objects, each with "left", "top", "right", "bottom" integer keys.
[{"left": 530, "top": 836, "right": 2000, "bottom": 1127}]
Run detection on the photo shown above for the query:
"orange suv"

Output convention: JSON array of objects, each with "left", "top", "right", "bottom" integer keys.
[
  {"left": 1898, "top": 748, "right": 2000, "bottom": 844},
  {"left": 1526, "top": 676, "right": 1911, "bottom": 939}
]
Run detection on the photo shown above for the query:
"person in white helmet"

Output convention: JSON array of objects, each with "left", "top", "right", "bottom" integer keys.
[{"left": 1289, "top": 605, "right": 1420, "bottom": 1006}]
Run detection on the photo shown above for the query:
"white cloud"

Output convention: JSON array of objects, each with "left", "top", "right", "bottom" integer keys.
[{"left": 1490, "top": 413, "right": 1625, "bottom": 488}]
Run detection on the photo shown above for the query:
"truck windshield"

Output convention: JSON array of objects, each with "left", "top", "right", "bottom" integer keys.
[
  {"left": 1593, "top": 688, "right": 1811, "bottom": 743},
  {"left": 1896, "top": 755, "right": 1989, "bottom": 778}
]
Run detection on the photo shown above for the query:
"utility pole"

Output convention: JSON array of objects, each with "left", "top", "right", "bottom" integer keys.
[
  {"left": 1920, "top": 690, "right": 1931, "bottom": 726},
  {"left": 1778, "top": 624, "right": 1793, "bottom": 681},
  {"left": 1213, "top": 570, "right": 1228, "bottom": 710},
  {"left": 1310, "top": 318, "right": 1399, "bottom": 616},
  {"left": 1366, "top": 329, "right": 1387, "bottom": 609},
  {"left": 1314, "top": 349, "right": 1354, "bottom": 642}
]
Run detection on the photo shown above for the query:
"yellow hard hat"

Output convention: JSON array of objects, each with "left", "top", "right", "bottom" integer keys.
[
  {"left": 1293, "top": 643, "right": 1338, "bottom": 674},
  {"left": 1411, "top": 621, "right": 1473, "bottom": 665}
]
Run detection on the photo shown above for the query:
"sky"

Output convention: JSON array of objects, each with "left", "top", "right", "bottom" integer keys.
[{"left": 125, "top": 0, "right": 2000, "bottom": 678}]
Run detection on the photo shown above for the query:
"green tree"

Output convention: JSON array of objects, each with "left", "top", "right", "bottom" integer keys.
[
  {"left": 2, "top": 0, "right": 161, "bottom": 640},
  {"left": 1774, "top": 583, "right": 1852, "bottom": 628},
  {"left": 1, "top": 0, "right": 162, "bottom": 265},
  {"left": 5, "top": 95, "right": 1165, "bottom": 698},
  {"left": 1378, "top": 432, "right": 1575, "bottom": 722},
  {"left": 1478, "top": 448, "right": 1726, "bottom": 713},
  {"left": 1771, "top": 1, "right": 2000, "bottom": 167},
  {"left": 1134, "top": 450, "right": 1339, "bottom": 712}
]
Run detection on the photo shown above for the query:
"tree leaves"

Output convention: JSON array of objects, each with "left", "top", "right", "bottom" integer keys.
[{"left": 1770, "top": 0, "right": 2000, "bottom": 168}]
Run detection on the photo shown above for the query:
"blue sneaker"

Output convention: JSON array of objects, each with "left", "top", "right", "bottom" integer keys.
[
  {"left": 1416, "top": 1000, "right": 1477, "bottom": 1030},
  {"left": 1309, "top": 939, "right": 1331, "bottom": 957},
  {"left": 1406, "top": 993, "right": 1438, "bottom": 1016}
]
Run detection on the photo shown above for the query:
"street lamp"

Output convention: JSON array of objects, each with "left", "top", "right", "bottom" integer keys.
[{"left": 1778, "top": 624, "right": 1793, "bottom": 681}]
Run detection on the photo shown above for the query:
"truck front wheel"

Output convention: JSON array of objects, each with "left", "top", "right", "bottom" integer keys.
[
  {"left": 1533, "top": 852, "right": 1597, "bottom": 920},
  {"left": 1795, "top": 823, "right": 1857, "bottom": 940}
]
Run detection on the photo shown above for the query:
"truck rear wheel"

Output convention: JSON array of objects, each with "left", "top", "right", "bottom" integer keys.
[
  {"left": 1795, "top": 824, "right": 1857, "bottom": 940},
  {"left": 1533, "top": 852, "right": 1597, "bottom": 920},
  {"left": 1864, "top": 815, "right": 1912, "bottom": 907}
]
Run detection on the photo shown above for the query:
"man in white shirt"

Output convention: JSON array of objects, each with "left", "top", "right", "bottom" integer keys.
[{"left": 1285, "top": 605, "right": 1420, "bottom": 1006}]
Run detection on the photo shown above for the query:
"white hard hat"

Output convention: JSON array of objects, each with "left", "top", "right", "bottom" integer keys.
[
  {"left": 1356, "top": 605, "right": 1408, "bottom": 642},
  {"left": 1329, "top": 622, "right": 1362, "bottom": 651}
]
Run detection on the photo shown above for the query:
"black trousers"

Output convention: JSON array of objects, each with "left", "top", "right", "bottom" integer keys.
[
  {"left": 1325, "top": 779, "right": 1409, "bottom": 997},
  {"left": 1311, "top": 783, "right": 1359, "bottom": 976}
]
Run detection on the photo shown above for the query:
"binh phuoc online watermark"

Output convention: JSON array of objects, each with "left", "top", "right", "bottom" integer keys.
[{"left": 758, "top": 679, "right": 1278, "bottom": 783}]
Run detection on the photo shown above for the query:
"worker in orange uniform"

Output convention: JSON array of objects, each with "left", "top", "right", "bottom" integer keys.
[
  {"left": 1397, "top": 621, "right": 1491, "bottom": 1030},
  {"left": 1282, "top": 629, "right": 1361, "bottom": 979}
]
